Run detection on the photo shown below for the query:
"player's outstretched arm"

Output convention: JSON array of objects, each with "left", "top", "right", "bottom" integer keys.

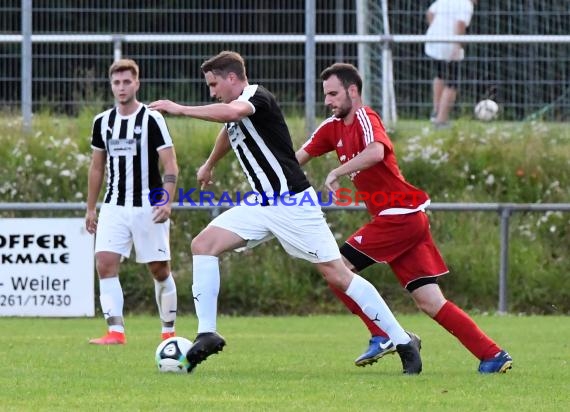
[
  {"left": 148, "top": 99, "right": 185, "bottom": 115},
  {"left": 149, "top": 99, "right": 253, "bottom": 123},
  {"left": 295, "top": 148, "right": 313, "bottom": 166}
]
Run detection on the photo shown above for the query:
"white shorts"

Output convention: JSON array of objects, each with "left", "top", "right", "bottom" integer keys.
[
  {"left": 95, "top": 204, "right": 171, "bottom": 263},
  {"left": 208, "top": 187, "right": 341, "bottom": 263}
]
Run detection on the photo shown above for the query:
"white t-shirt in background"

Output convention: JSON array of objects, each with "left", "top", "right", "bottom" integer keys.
[{"left": 425, "top": 0, "right": 474, "bottom": 61}]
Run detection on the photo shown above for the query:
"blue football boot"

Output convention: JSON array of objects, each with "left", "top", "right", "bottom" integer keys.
[
  {"left": 478, "top": 350, "right": 513, "bottom": 374},
  {"left": 354, "top": 335, "right": 396, "bottom": 367}
]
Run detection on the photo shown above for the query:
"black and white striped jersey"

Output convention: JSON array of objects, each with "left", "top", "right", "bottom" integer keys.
[
  {"left": 227, "top": 85, "right": 310, "bottom": 202},
  {"left": 90, "top": 103, "right": 173, "bottom": 207}
]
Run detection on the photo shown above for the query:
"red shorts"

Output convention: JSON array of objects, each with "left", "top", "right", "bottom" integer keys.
[{"left": 346, "top": 211, "right": 449, "bottom": 288}]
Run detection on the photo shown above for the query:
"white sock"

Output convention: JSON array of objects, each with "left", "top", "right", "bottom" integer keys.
[
  {"left": 154, "top": 273, "right": 177, "bottom": 333},
  {"left": 345, "top": 274, "right": 410, "bottom": 345},
  {"left": 99, "top": 276, "right": 125, "bottom": 333},
  {"left": 192, "top": 255, "right": 220, "bottom": 334}
]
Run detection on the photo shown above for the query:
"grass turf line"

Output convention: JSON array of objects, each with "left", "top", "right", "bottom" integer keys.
[{"left": 0, "top": 315, "right": 568, "bottom": 411}]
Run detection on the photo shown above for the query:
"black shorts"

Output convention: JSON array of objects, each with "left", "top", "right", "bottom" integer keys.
[{"left": 431, "top": 58, "right": 461, "bottom": 89}]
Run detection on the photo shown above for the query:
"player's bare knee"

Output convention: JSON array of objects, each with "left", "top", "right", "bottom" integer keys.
[
  {"left": 96, "top": 267, "right": 118, "bottom": 279},
  {"left": 190, "top": 234, "right": 213, "bottom": 255},
  {"left": 95, "top": 252, "right": 120, "bottom": 277},
  {"left": 148, "top": 261, "right": 170, "bottom": 280},
  {"left": 316, "top": 261, "right": 352, "bottom": 290},
  {"left": 414, "top": 299, "right": 432, "bottom": 315},
  {"left": 341, "top": 255, "right": 356, "bottom": 272},
  {"left": 95, "top": 259, "right": 119, "bottom": 279},
  {"left": 409, "top": 283, "right": 446, "bottom": 316},
  {"left": 413, "top": 296, "right": 445, "bottom": 317}
]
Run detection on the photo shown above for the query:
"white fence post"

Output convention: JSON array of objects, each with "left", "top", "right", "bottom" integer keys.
[
  {"left": 20, "top": 0, "right": 32, "bottom": 134},
  {"left": 304, "top": 0, "right": 316, "bottom": 136},
  {"left": 498, "top": 207, "right": 511, "bottom": 315}
]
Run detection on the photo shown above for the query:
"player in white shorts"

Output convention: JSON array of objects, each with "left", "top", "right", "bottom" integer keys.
[
  {"left": 95, "top": 204, "right": 170, "bottom": 263},
  {"left": 150, "top": 51, "right": 422, "bottom": 374},
  {"left": 209, "top": 188, "right": 339, "bottom": 263},
  {"left": 86, "top": 59, "right": 179, "bottom": 345}
]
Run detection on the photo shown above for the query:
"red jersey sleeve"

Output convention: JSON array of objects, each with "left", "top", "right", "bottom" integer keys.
[
  {"left": 357, "top": 107, "right": 393, "bottom": 153},
  {"left": 301, "top": 117, "right": 337, "bottom": 157}
]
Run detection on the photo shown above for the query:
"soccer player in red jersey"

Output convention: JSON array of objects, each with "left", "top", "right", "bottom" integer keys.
[{"left": 296, "top": 63, "right": 512, "bottom": 374}]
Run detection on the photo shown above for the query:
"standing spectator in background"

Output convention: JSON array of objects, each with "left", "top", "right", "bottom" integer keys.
[
  {"left": 425, "top": 0, "right": 476, "bottom": 128},
  {"left": 86, "top": 59, "right": 179, "bottom": 345}
]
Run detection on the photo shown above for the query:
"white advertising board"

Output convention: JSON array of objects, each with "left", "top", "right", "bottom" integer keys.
[{"left": 0, "top": 218, "right": 95, "bottom": 317}]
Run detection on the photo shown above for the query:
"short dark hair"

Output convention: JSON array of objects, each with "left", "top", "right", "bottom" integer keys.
[
  {"left": 320, "top": 63, "right": 362, "bottom": 95},
  {"left": 201, "top": 51, "right": 247, "bottom": 81}
]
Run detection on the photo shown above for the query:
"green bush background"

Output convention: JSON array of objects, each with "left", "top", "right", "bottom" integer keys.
[{"left": 1, "top": 112, "right": 569, "bottom": 315}]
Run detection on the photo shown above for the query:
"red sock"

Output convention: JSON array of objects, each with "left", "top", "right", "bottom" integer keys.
[
  {"left": 328, "top": 283, "right": 388, "bottom": 338},
  {"left": 434, "top": 301, "right": 501, "bottom": 360}
]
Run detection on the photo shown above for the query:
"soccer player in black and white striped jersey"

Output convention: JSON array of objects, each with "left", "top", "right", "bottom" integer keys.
[
  {"left": 86, "top": 59, "right": 179, "bottom": 345},
  {"left": 150, "top": 51, "right": 422, "bottom": 374}
]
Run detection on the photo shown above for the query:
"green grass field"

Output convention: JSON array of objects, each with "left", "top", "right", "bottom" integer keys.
[{"left": 1, "top": 315, "right": 568, "bottom": 411}]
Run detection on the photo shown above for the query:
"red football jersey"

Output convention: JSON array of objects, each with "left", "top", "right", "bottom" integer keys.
[{"left": 302, "top": 106, "right": 430, "bottom": 216}]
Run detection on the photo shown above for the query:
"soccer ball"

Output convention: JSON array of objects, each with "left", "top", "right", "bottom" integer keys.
[
  {"left": 474, "top": 99, "right": 499, "bottom": 121},
  {"left": 155, "top": 336, "right": 193, "bottom": 373}
]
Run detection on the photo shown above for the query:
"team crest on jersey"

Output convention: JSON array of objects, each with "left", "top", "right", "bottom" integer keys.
[{"left": 134, "top": 125, "right": 142, "bottom": 134}]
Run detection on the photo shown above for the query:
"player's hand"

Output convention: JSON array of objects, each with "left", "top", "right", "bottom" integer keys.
[
  {"left": 450, "top": 44, "right": 463, "bottom": 60},
  {"left": 152, "top": 204, "right": 171, "bottom": 223},
  {"left": 197, "top": 163, "right": 214, "bottom": 189},
  {"left": 85, "top": 209, "right": 98, "bottom": 234},
  {"left": 148, "top": 100, "right": 182, "bottom": 115},
  {"left": 324, "top": 170, "right": 341, "bottom": 199}
]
